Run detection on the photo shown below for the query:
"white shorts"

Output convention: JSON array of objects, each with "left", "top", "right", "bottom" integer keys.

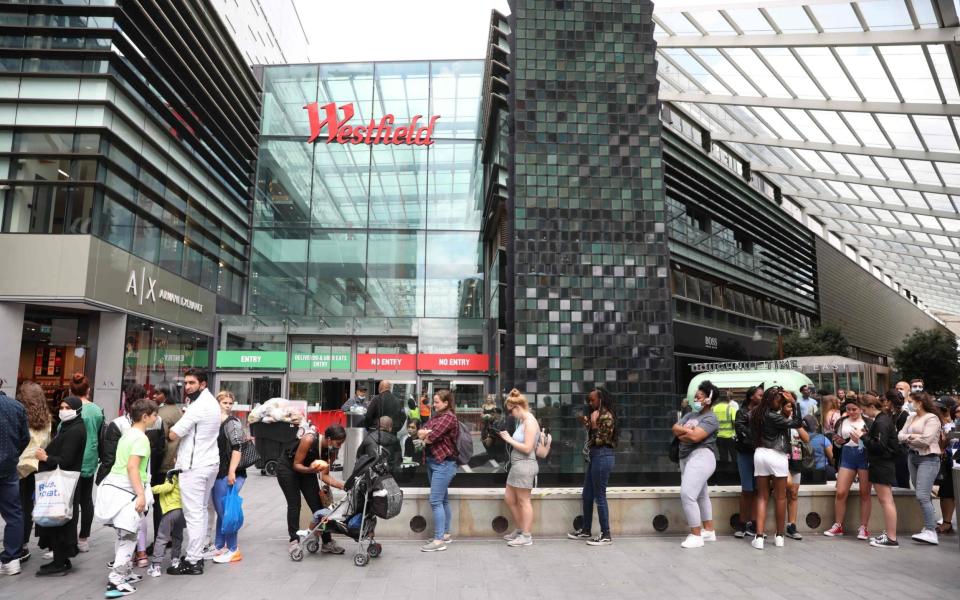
[{"left": 753, "top": 447, "right": 789, "bottom": 478}]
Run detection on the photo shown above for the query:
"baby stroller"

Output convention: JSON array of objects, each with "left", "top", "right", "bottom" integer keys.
[{"left": 289, "top": 452, "right": 403, "bottom": 567}]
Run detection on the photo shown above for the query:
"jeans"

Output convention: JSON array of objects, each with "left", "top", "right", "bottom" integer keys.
[
  {"left": 275, "top": 460, "right": 332, "bottom": 544},
  {"left": 212, "top": 476, "right": 246, "bottom": 551},
  {"left": 680, "top": 448, "right": 716, "bottom": 528},
  {"left": 77, "top": 475, "right": 95, "bottom": 539},
  {"left": 426, "top": 457, "right": 456, "bottom": 540},
  {"left": 908, "top": 452, "right": 941, "bottom": 531},
  {"left": 582, "top": 447, "right": 614, "bottom": 536},
  {"left": 0, "top": 470, "right": 22, "bottom": 563},
  {"left": 178, "top": 464, "right": 218, "bottom": 563}
]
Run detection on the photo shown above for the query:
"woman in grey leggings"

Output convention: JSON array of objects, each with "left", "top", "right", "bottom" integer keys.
[
  {"left": 672, "top": 380, "right": 720, "bottom": 549},
  {"left": 898, "top": 392, "right": 943, "bottom": 545}
]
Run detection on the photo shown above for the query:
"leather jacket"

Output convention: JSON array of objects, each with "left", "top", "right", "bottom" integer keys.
[{"left": 758, "top": 410, "right": 802, "bottom": 454}]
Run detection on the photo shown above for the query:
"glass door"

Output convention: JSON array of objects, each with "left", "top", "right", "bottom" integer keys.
[{"left": 217, "top": 374, "right": 282, "bottom": 407}]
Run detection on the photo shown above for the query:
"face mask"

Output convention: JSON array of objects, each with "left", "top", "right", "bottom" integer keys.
[
  {"left": 906, "top": 401, "right": 916, "bottom": 413},
  {"left": 691, "top": 401, "right": 703, "bottom": 412},
  {"left": 187, "top": 389, "right": 202, "bottom": 402},
  {"left": 911, "top": 385, "right": 923, "bottom": 393},
  {"left": 59, "top": 409, "right": 78, "bottom": 422}
]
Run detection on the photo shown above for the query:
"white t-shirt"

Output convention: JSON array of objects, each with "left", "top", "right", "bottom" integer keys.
[
  {"left": 171, "top": 388, "right": 221, "bottom": 470},
  {"left": 840, "top": 418, "right": 866, "bottom": 447}
]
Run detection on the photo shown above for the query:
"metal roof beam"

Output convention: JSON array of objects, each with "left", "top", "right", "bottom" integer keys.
[
  {"left": 818, "top": 221, "right": 959, "bottom": 254},
  {"left": 654, "top": 27, "right": 960, "bottom": 49},
  {"left": 754, "top": 165, "right": 960, "bottom": 196},
  {"left": 857, "top": 246, "right": 960, "bottom": 269},
  {"left": 656, "top": 90, "right": 960, "bottom": 117},
  {"left": 787, "top": 191, "right": 958, "bottom": 221},
  {"left": 714, "top": 132, "right": 960, "bottom": 164}
]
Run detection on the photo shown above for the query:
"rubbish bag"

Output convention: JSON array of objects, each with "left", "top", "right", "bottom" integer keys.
[
  {"left": 33, "top": 468, "right": 81, "bottom": 527},
  {"left": 221, "top": 485, "right": 244, "bottom": 535}
]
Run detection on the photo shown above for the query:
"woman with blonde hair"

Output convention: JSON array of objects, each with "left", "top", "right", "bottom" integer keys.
[
  {"left": 16, "top": 381, "right": 52, "bottom": 562},
  {"left": 498, "top": 389, "right": 541, "bottom": 547},
  {"left": 821, "top": 394, "right": 840, "bottom": 434}
]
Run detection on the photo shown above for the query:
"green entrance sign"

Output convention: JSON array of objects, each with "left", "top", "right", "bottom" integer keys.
[
  {"left": 290, "top": 351, "right": 351, "bottom": 371},
  {"left": 216, "top": 350, "right": 288, "bottom": 370}
]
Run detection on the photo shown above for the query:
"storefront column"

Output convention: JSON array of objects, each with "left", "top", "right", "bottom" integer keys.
[
  {"left": 0, "top": 302, "right": 25, "bottom": 394},
  {"left": 90, "top": 312, "right": 127, "bottom": 420}
]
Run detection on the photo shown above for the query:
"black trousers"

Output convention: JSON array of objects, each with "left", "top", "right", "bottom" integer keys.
[
  {"left": 77, "top": 475, "right": 95, "bottom": 539},
  {"left": 275, "top": 461, "right": 331, "bottom": 543},
  {"left": 19, "top": 474, "right": 34, "bottom": 548},
  {"left": 895, "top": 453, "right": 911, "bottom": 489}
]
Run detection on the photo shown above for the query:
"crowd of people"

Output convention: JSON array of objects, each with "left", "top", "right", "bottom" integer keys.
[{"left": 674, "top": 377, "right": 959, "bottom": 550}]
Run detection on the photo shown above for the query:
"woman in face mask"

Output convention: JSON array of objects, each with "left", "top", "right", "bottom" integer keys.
[
  {"left": 34, "top": 396, "right": 87, "bottom": 576},
  {"left": 671, "top": 380, "right": 720, "bottom": 549}
]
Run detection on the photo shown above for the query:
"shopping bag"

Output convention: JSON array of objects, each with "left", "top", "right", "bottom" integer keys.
[
  {"left": 221, "top": 485, "right": 244, "bottom": 534},
  {"left": 33, "top": 468, "right": 81, "bottom": 527}
]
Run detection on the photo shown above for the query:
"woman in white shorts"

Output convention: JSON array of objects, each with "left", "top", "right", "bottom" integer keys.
[{"left": 749, "top": 387, "right": 803, "bottom": 550}]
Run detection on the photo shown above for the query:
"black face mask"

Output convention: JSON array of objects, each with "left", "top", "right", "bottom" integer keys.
[{"left": 187, "top": 388, "right": 203, "bottom": 402}]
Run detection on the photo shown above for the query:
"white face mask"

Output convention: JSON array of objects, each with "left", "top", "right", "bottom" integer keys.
[
  {"left": 911, "top": 385, "right": 923, "bottom": 393},
  {"left": 59, "top": 409, "right": 78, "bottom": 422}
]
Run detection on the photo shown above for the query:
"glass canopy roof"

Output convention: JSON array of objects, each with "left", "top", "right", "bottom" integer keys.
[{"left": 653, "top": 0, "right": 960, "bottom": 315}]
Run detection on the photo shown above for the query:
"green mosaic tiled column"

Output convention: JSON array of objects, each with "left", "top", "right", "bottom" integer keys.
[{"left": 508, "top": 0, "right": 675, "bottom": 475}]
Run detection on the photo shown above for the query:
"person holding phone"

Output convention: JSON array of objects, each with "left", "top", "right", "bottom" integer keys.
[
  {"left": 672, "top": 380, "right": 720, "bottom": 549},
  {"left": 499, "top": 390, "right": 541, "bottom": 547},
  {"left": 898, "top": 391, "right": 942, "bottom": 545},
  {"left": 567, "top": 387, "right": 617, "bottom": 546},
  {"left": 823, "top": 397, "right": 873, "bottom": 540}
]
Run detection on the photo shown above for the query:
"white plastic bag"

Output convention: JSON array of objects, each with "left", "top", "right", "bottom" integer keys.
[{"left": 33, "top": 468, "right": 81, "bottom": 527}]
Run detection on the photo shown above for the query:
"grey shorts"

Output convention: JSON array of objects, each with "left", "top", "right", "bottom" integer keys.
[{"left": 506, "top": 458, "right": 539, "bottom": 489}]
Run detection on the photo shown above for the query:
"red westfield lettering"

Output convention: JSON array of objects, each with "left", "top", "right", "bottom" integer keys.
[{"left": 304, "top": 102, "right": 440, "bottom": 146}]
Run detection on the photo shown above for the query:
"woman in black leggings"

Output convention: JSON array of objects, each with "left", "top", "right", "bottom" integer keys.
[{"left": 276, "top": 423, "right": 347, "bottom": 555}]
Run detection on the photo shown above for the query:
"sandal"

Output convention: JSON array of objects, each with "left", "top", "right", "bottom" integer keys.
[{"left": 936, "top": 523, "right": 954, "bottom": 535}]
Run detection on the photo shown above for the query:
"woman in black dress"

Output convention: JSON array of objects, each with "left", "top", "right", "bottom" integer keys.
[
  {"left": 861, "top": 394, "right": 900, "bottom": 548},
  {"left": 34, "top": 396, "right": 87, "bottom": 576}
]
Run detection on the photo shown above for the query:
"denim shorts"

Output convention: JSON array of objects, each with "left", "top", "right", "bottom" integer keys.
[
  {"left": 737, "top": 451, "right": 755, "bottom": 492},
  {"left": 839, "top": 445, "right": 869, "bottom": 471}
]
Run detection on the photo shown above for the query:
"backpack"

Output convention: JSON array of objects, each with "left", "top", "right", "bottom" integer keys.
[
  {"left": 455, "top": 419, "right": 473, "bottom": 466},
  {"left": 535, "top": 431, "right": 552, "bottom": 459}
]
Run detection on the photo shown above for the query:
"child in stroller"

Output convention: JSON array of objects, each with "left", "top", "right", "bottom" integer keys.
[{"left": 289, "top": 452, "right": 403, "bottom": 567}]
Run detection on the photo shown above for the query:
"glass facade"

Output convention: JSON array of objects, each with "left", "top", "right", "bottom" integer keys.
[
  {"left": 122, "top": 316, "right": 212, "bottom": 403},
  {"left": 251, "top": 61, "right": 485, "bottom": 327}
]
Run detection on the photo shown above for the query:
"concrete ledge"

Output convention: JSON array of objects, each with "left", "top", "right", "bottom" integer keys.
[{"left": 369, "top": 484, "right": 940, "bottom": 539}]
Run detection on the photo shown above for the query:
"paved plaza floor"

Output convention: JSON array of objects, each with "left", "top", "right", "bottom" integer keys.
[{"left": 1, "top": 473, "right": 956, "bottom": 600}]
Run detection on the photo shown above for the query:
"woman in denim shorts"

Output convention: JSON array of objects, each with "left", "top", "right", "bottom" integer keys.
[{"left": 824, "top": 396, "right": 873, "bottom": 540}]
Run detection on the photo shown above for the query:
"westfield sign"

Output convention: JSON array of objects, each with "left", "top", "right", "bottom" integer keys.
[{"left": 304, "top": 102, "right": 440, "bottom": 146}]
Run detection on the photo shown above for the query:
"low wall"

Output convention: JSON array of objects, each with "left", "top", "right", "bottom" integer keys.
[{"left": 366, "top": 484, "right": 938, "bottom": 539}]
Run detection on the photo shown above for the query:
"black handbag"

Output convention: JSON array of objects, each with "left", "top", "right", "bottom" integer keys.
[
  {"left": 669, "top": 437, "right": 680, "bottom": 463},
  {"left": 238, "top": 438, "right": 260, "bottom": 470}
]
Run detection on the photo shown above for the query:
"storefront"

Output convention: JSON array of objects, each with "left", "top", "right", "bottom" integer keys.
[{"left": 0, "top": 234, "right": 215, "bottom": 418}]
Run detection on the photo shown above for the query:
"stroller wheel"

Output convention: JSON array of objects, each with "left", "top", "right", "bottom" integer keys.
[
  {"left": 353, "top": 553, "right": 369, "bottom": 567},
  {"left": 305, "top": 538, "right": 320, "bottom": 554},
  {"left": 290, "top": 547, "right": 304, "bottom": 562},
  {"left": 264, "top": 460, "right": 278, "bottom": 476},
  {"left": 368, "top": 543, "right": 382, "bottom": 558}
]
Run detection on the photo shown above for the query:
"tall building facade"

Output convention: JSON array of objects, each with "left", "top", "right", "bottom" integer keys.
[
  {"left": 0, "top": 0, "right": 259, "bottom": 417},
  {"left": 212, "top": 0, "right": 312, "bottom": 65}
]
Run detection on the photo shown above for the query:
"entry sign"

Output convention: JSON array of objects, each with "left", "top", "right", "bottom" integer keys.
[
  {"left": 291, "top": 352, "right": 351, "bottom": 371},
  {"left": 417, "top": 354, "right": 489, "bottom": 372},
  {"left": 216, "top": 351, "right": 288, "bottom": 370},
  {"left": 357, "top": 353, "right": 416, "bottom": 371}
]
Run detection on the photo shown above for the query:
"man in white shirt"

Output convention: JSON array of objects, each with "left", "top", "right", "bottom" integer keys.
[{"left": 167, "top": 369, "right": 221, "bottom": 575}]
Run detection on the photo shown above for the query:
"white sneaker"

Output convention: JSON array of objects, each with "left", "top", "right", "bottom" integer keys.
[
  {"left": 751, "top": 537, "right": 764, "bottom": 550},
  {"left": 77, "top": 539, "right": 90, "bottom": 553},
  {"left": 502, "top": 529, "right": 522, "bottom": 541},
  {"left": 442, "top": 533, "right": 453, "bottom": 544},
  {"left": 775, "top": 535, "right": 785, "bottom": 547},
  {"left": 701, "top": 530, "right": 717, "bottom": 542},
  {"left": 1, "top": 559, "right": 20, "bottom": 576},
  {"left": 147, "top": 564, "right": 162, "bottom": 578},
  {"left": 42, "top": 550, "right": 53, "bottom": 560},
  {"left": 202, "top": 546, "right": 225, "bottom": 560},
  {"left": 213, "top": 549, "right": 242, "bottom": 564},
  {"left": 911, "top": 529, "right": 939, "bottom": 545},
  {"left": 680, "top": 534, "right": 704, "bottom": 549},
  {"left": 420, "top": 540, "right": 446, "bottom": 552},
  {"left": 506, "top": 533, "right": 533, "bottom": 547}
]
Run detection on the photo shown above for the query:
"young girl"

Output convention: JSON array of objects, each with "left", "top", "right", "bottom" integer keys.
[{"left": 96, "top": 398, "right": 158, "bottom": 597}]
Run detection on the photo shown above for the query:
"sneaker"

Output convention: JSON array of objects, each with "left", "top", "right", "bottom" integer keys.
[
  {"left": 124, "top": 573, "right": 143, "bottom": 584},
  {"left": 287, "top": 540, "right": 300, "bottom": 555},
  {"left": 857, "top": 525, "right": 869, "bottom": 541},
  {"left": 734, "top": 522, "right": 746, "bottom": 538},
  {"left": 680, "top": 534, "right": 704, "bottom": 549},
  {"left": 420, "top": 540, "right": 447, "bottom": 552},
  {"left": 566, "top": 528, "right": 592, "bottom": 540},
  {"left": 105, "top": 580, "right": 137, "bottom": 598},
  {"left": 321, "top": 541, "right": 345, "bottom": 555},
  {"left": 869, "top": 533, "right": 899, "bottom": 548},
  {"left": 786, "top": 523, "right": 802, "bottom": 540},
  {"left": 503, "top": 529, "right": 522, "bottom": 541},
  {"left": 167, "top": 559, "right": 203, "bottom": 576},
  {"left": 823, "top": 523, "right": 844, "bottom": 537},
  {"left": 170, "top": 558, "right": 180, "bottom": 570},
  {"left": 744, "top": 521, "right": 756, "bottom": 538},
  {"left": 42, "top": 550, "right": 53, "bottom": 560},
  {"left": 147, "top": 564, "right": 162, "bottom": 578},
  {"left": 751, "top": 537, "right": 764, "bottom": 550},
  {"left": 1, "top": 559, "right": 21, "bottom": 576},
  {"left": 77, "top": 539, "right": 90, "bottom": 553},
  {"left": 586, "top": 534, "right": 612, "bottom": 546},
  {"left": 506, "top": 533, "right": 533, "bottom": 547},
  {"left": 213, "top": 549, "right": 242, "bottom": 564},
  {"left": 442, "top": 533, "right": 453, "bottom": 544},
  {"left": 35, "top": 562, "right": 71, "bottom": 577},
  {"left": 701, "top": 530, "right": 717, "bottom": 542},
  {"left": 16, "top": 548, "right": 30, "bottom": 563},
  {"left": 774, "top": 535, "right": 785, "bottom": 547},
  {"left": 911, "top": 528, "right": 939, "bottom": 545},
  {"left": 201, "top": 547, "right": 224, "bottom": 560}
]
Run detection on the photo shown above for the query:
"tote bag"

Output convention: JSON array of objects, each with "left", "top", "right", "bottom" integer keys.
[{"left": 33, "top": 468, "right": 81, "bottom": 527}]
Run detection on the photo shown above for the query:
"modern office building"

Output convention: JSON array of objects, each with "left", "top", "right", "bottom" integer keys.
[
  {"left": 0, "top": 0, "right": 259, "bottom": 417},
  {"left": 212, "top": 0, "right": 312, "bottom": 65}
]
